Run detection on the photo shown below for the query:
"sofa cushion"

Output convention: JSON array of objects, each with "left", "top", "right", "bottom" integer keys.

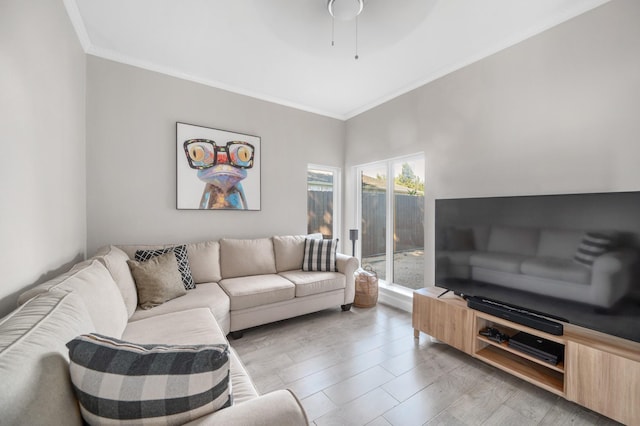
[
  {"left": 123, "top": 308, "right": 228, "bottom": 346},
  {"left": 128, "top": 282, "right": 231, "bottom": 335},
  {"left": 220, "top": 238, "right": 277, "bottom": 278},
  {"left": 187, "top": 240, "right": 222, "bottom": 283},
  {"left": 0, "top": 291, "right": 94, "bottom": 426},
  {"left": 17, "top": 260, "right": 128, "bottom": 338},
  {"left": 487, "top": 226, "right": 539, "bottom": 256},
  {"left": 67, "top": 333, "right": 231, "bottom": 426},
  {"left": 219, "top": 274, "right": 295, "bottom": 310},
  {"left": 273, "top": 233, "right": 323, "bottom": 273},
  {"left": 279, "top": 270, "right": 346, "bottom": 297},
  {"left": 470, "top": 252, "right": 529, "bottom": 274},
  {"left": 303, "top": 238, "right": 338, "bottom": 272},
  {"left": 127, "top": 252, "right": 187, "bottom": 310},
  {"left": 17, "top": 258, "right": 94, "bottom": 305},
  {"left": 537, "top": 229, "right": 583, "bottom": 260},
  {"left": 135, "top": 245, "right": 196, "bottom": 290},
  {"left": 95, "top": 245, "right": 138, "bottom": 318},
  {"left": 521, "top": 257, "right": 591, "bottom": 284}
]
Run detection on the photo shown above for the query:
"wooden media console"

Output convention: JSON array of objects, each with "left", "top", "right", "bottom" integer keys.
[{"left": 412, "top": 287, "right": 640, "bottom": 425}]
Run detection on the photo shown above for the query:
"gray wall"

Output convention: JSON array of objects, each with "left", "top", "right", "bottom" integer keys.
[
  {"left": 344, "top": 0, "right": 640, "bottom": 284},
  {"left": 0, "top": 0, "right": 87, "bottom": 316},
  {"left": 86, "top": 57, "right": 345, "bottom": 255}
]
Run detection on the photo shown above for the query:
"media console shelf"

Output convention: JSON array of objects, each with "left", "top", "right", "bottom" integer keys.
[
  {"left": 473, "top": 312, "right": 565, "bottom": 396},
  {"left": 413, "top": 287, "right": 640, "bottom": 425}
]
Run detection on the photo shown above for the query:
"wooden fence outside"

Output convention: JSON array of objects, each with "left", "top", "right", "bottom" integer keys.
[
  {"left": 307, "top": 191, "right": 333, "bottom": 238},
  {"left": 308, "top": 190, "right": 424, "bottom": 256}
]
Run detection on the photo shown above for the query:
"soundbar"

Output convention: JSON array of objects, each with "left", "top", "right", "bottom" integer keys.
[{"left": 467, "top": 296, "right": 564, "bottom": 335}]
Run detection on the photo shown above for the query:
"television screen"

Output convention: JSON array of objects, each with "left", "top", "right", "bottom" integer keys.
[{"left": 435, "top": 191, "right": 640, "bottom": 343}]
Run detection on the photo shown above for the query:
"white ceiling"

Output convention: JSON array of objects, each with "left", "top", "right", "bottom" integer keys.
[{"left": 66, "top": 0, "right": 610, "bottom": 120}]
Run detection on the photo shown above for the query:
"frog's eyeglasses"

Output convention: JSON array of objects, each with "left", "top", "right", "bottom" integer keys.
[{"left": 184, "top": 139, "right": 254, "bottom": 170}]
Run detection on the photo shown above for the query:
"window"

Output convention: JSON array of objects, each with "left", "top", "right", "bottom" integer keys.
[
  {"left": 357, "top": 154, "right": 424, "bottom": 289},
  {"left": 307, "top": 165, "right": 341, "bottom": 239}
]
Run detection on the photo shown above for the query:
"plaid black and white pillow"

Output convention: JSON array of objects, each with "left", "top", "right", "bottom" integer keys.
[
  {"left": 574, "top": 232, "right": 616, "bottom": 267},
  {"left": 135, "top": 245, "right": 195, "bottom": 290},
  {"left": 303, "top": 238, "right": 338, "bottom": 272},
  {"left": 67, "top": 334, "right": 231, "bottom": 425}
]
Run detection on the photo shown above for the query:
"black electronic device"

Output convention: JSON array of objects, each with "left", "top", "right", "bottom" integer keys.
[
  {"left": 508, "top": 331, "right": 564, "bottom": 365},
  {"left": 467, "top": 296, "right": 564, "bottom": 335},
  {"left": 479, "top": 327, "right": 509, "bottom": 343}
]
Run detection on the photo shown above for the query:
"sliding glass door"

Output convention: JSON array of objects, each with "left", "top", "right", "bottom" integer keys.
[
  {"left": 360, "top": 164, "right": 388, "bottom": 280},
  {"left": 358, "top": 155, "right": 424, "bottom": 289}
]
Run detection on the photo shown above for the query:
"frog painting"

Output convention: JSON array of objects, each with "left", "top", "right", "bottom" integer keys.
[{"left": 176, "top": 123, "right": 261, "bottom": 210}]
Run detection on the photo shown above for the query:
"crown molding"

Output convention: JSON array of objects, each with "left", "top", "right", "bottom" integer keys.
[
  {"left": 63, "top": 0, "right": 91, "bottom": 52},
  {"left": 86, "top": 45, "right": 347, "bottom": 121}
]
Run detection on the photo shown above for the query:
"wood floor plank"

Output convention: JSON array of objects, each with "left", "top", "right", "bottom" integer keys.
[
  {"left": 382, "top": 364, "right": 484, "bottom": 426},
  {"left": 301, "top": 391, "right": 339, "bottom": 422},
  {"left": 315, "top": 388, "right": 399, "bottom": 426},
  {"left": 323, "top": 365, "right": 395, "bottom": 405}
]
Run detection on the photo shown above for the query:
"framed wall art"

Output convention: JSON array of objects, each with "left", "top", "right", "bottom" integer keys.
[{"left": 176, "top": 122, "right": 261, "bottom": 210}]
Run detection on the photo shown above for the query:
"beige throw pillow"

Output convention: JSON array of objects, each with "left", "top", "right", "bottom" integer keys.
[{"left": 127, "top": 252, "right": 187, "bottom": 309}]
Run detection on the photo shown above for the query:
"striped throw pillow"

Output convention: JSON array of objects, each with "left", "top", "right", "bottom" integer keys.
[
  {"left": 67, "top": 334, "right": 231, "bottom": 425},
  {"left": 574, "top": 232, "right": 616, "bottom": 267},
  {"left": 135, "top": 245, "right": 196, "bottom": 290},
  {"left": 303, "top": 238, "right": 338, "bottom": 272}
]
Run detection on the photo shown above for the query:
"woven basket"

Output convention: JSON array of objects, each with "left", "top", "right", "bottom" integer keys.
[{"left": 354, "top": 266, "right": 378, "bottom": 308}]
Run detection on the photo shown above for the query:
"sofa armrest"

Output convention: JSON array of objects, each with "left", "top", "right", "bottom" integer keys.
[
  {"left": 590, "top": 250, "right": 638, "bottom": 307},
  {"left": 336, "top": 253, "right": 359, "bottom": 304},
  {"left": 185, "top": 389, "right": 308, "bottom": 426}
]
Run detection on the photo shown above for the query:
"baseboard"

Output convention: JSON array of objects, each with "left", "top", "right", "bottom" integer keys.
[{"left": 378, "top": 285, "right": 413, "bottom": 313}]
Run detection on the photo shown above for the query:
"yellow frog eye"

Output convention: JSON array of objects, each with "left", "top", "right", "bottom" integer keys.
[
  {"left": 237, "top": 146, "right": 251, "bottom": 162},
  {"left": 189, "top": 145, "right": 206, "bottom": 162},
  {"left": 184, "top": 140, "right": 216, "bottom": 168},
  {"left": 227, "top": 142, "right": 254, "bottom": 168}
]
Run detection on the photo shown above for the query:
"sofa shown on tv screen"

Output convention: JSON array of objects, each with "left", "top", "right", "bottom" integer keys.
[{"left": 434, "top": 191, "right": 640, "bottom": 343}]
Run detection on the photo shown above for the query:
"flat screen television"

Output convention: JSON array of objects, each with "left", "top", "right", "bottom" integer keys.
[{"left": 434, "top": 191, "right": 640, "bottom": 344}]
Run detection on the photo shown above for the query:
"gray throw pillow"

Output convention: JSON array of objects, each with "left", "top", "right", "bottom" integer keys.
[
  {"left": 574, "top": 232, "right": 617, "bottom": 268},
  {"left": 127, "top": 252, "right": 187, "bottom": 309},
  {"left": 303, "top": 238, "right": 338, "bottom": 272},
  {"left": 67, "top": 333, "right": 231, "bottom": 425}
]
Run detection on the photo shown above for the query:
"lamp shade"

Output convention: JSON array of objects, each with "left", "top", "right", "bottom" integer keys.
[{"left": 328, "top": 0, "right": 364, "bottom": 21}]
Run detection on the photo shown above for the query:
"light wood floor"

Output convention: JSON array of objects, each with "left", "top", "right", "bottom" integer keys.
[{"left": 231, "top": 304, "right": 622, "bottom": 426}]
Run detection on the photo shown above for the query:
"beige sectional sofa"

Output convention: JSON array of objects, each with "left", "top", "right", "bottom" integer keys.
[
  {"left": 115, "top": 234, "right": 358, "bottom": 337},
  {"left": 0, "top": 234, "right": 358, "bottom": 425}
]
